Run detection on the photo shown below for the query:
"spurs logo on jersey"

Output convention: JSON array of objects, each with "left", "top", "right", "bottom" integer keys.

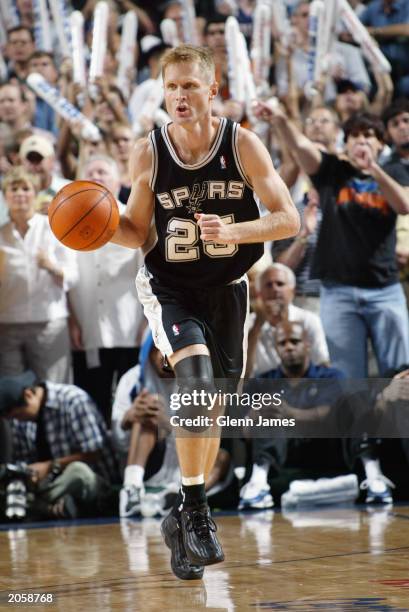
[
  {"left": 157, "top": 180, "right": 245, "bottom": 214},
  {"left": 186, "top": 182, "right": 207, "bottom": 214}
]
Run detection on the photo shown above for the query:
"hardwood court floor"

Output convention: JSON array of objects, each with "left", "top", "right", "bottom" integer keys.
[{"left": 1, "top": 506, "right": 409, "bottom": 611}]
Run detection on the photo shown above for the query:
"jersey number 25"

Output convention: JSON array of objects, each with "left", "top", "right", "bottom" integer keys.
[{"left": 165, "top": 215, "right": 238, "bottom": 262}]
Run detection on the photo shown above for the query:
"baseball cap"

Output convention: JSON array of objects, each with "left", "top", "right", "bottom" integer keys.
[
  {"left": 0, "top": 371, "right": 37, "bottom": 416},
  {"left": 20, "top": 135, "right": 54, "bottom": 160},
  {"left": 336, "top": 79, "right": 362, "bottom": 95}
]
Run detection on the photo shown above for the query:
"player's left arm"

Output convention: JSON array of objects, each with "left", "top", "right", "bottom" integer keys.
[{"left": 196, "top": 128, "right": 300, "bottom": 244}]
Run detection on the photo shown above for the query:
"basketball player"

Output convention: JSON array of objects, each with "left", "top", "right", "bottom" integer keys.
[{"left": 110, "top": 45, "right": 300, "bottom": 580}]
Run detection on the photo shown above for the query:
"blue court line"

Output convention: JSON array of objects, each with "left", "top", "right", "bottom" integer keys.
[{"left": 0, "top": 516, "right": 120, "bottom": 531}]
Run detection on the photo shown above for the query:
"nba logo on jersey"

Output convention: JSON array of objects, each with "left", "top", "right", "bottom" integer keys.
[
  {"left": 220, "top": 155, "right": 227, "bottom": 169},
  {"left": 172, "top": 324, "right": 180, "bottom": 336}
]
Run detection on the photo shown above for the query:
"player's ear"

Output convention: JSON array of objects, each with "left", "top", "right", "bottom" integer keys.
[{"left": 209, "top": 81, "right": 219, "bottom": 99}]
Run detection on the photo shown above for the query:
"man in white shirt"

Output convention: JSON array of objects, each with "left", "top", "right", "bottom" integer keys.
[
  {"left": 68, "top": 155, "right": 145, "bottom": 425},
  {"left": 246, "top": 263, "right": 329, "bottom": 376}
]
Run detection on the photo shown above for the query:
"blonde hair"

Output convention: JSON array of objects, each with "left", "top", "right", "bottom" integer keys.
[
  {"left": 160, "top": 44, "right": 216, "bottom": 82},
  {"left": 2, "top": 166, "right": 40, "bottom": 194}
]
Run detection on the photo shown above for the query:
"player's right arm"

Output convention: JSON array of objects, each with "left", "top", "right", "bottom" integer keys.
[{"left": 110, "top": 138, "right": 154, "bottom": 249}]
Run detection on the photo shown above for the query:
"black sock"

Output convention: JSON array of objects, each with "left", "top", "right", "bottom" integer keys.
[
  {"left": 182, "top": 483, "right": 207, "bottom": 508},
  {"left": 171, "top": 489, "right": 183, "bottom": 518}
]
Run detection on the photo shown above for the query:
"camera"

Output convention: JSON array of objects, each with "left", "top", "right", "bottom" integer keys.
[{"left": 0, "top": 464, "right": 34, "bottom": 521}]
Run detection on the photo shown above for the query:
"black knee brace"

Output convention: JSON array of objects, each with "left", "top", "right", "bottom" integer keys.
[
  {"left": 173, "top": 354, "right": 214, "bottom": 380},
  {"left": 172, "top": 355, "right": 219, "bottom": 432}
]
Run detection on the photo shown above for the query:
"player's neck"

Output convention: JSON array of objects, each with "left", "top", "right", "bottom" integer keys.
[{"left": 169, "top": 116, "right": 220, "bottom": 165}]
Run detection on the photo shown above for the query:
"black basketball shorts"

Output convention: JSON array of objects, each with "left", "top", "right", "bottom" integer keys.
[{"left": 135, "top": 266, "right": 250, "bottom": 379}]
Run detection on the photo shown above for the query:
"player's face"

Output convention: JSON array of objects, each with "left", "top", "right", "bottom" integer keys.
[
  {"left": 163, "top": 61, "right": 217, "bottom": 125},
  {"left": 387, "top": 112, "right": 409, "bottom": 149}
]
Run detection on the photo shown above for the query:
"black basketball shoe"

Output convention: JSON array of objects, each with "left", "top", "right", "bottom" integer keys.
[
  {"left": 181, "top": 503, "right": 224, "bottom": 566},
  {"left": 161, "top": 511, "right": 204, "bottom": 580}
]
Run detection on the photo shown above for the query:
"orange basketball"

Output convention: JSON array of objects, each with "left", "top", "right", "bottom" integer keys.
[{"left": 48, "top": 180, "right": 120, "bottom": 251}]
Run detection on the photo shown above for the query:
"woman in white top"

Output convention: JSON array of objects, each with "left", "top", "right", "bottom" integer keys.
[{"left": 0, "top": 167, "right": 77, "bottom": 381}]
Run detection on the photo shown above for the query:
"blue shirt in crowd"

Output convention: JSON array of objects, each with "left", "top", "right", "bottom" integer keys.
[{"left": 360, "top": 0, "right": 409, "bottom": 76}]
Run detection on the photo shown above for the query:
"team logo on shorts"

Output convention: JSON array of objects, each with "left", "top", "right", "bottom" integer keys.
[
  {"left": 220, "top": 155, "right": 227, "bottom": 169},
  {"left": 172, "top": 324, "right": 180, "bottom": 336}
]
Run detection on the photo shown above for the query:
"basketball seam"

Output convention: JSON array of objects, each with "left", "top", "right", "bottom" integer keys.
[
  {"left": 49, "top": 186, "right": 106, "bottom": 224},
  {"left": 78, "top": 197, "right": 115, "bottom": 250},
  {"left": 59, "top": 191, "right": 109, "bottom": 241}
]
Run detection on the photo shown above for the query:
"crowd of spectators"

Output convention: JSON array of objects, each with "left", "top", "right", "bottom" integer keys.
[{"left": 1, "top": 0, "right": 409, "bottom": 521}]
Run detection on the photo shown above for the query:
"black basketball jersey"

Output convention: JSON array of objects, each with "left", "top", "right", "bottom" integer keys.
[{"left": 145, "top": 118, "right": 263, "bottom": 289}]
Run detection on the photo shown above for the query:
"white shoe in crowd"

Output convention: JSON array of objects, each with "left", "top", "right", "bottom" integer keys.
[
  {"left": 119, "top": 485, "right": 144, "bottom": 518},
  {"left": 238, "top": 481, "right": 274, "bottom": 510}
]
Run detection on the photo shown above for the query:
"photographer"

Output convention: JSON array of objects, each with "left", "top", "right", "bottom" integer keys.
[{"left": 0, "top": 371, "right": 119, "bottom": 520}]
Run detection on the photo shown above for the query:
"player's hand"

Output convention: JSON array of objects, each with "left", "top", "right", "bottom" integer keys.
[{"left": 195, "top": 213, "right": 236, "bottom": 244}]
